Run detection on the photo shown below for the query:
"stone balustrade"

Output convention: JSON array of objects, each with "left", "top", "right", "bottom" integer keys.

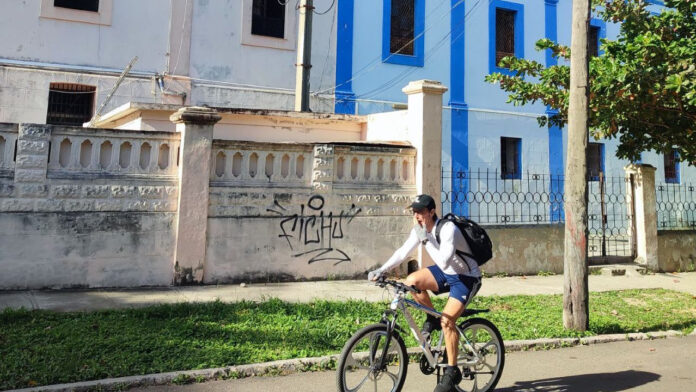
[
  {"left": 48, "top": 126, "right": 181, "bottom": 178},
  {"left": 0, "top": 123, "right": 18, "bottom": 176}
]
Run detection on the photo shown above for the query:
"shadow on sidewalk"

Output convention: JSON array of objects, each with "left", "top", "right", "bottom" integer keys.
[{"left": 496, "top": 370, "right": 660, "bottom": 392}]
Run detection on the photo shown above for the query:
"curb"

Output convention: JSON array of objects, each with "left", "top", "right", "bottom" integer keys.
[{"left": 13, "top": 329, "right": 693, "bottom": 392}]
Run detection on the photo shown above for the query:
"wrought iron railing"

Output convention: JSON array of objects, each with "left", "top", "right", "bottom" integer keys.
[
  {"left": 656, "top": 182, "right": 696, "bottom": 230},
  {"left": 442, "top": 169, "right": 565, "bottom": 225}
]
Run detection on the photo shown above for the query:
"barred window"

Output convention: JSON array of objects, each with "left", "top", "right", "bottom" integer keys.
[
  {"left": 501, "top": 137, "right": 521, "bottom": 179},
  {"left": 390, "top": 0, "right": 415, "bottom": 55},
  {"left": 46, "top": 83, "right": 96, "bottom": 126},
  {"left": 496, "top": 9, "right": 516, "bottom": 66},
  {"left": 54, "top": 0, "right": 99, "bottom": 12},
  {"left": 589, "top": 26, "right": 600, "bottom": 58},
  {"left": 251, "top": 0, "right": 285, "bottom": 39},
  {"left": 588, "top": 142, "right": 604, "bottom": 180},
  {"left": 664, "top": 149, "right": 680, "bottom": 183}
]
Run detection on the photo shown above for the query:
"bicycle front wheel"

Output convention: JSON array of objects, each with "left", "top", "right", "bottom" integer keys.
[
  {"left": 456, "top": 318, "right": 505, "bottom": 392},
  {"left": 336, "top": 323, "right": 408, "bottom": 392}
]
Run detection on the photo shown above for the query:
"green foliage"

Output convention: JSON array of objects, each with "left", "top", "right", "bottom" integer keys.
[
  {"left": 1, "top": 289, "right": 695, "bottom": 389},
  {"left": 485, "top": 0, "right": 696, "bottom": 164}
]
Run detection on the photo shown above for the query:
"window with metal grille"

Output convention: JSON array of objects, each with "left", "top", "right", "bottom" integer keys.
[
  {"left": 664, "top": 149, "right": 680, "bottom": 183},
  {"left": 390, "top": 0, "right": 415, "bottom": 55},
  {"left": 54, "top": 0, "right": 99, "bottom": 12},
  {"left": 496, "top": 9, "right": 516, "bottom": 66},
  {"left": 501, "top": 137, "right": 521, "bottom": 179},
  {"left": 46, "top": 83, "right": 96, "bottom": 126},
  {"left": 588, "top": 142, "right": 604, "bottom": 180},
  {"left": 589, "top": 25, "right": 600, "bottom": 58},
  {"left": 251, "top": 0, "right": 285, "bottom": 39}
]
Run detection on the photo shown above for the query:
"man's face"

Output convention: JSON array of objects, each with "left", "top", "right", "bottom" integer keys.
[{"left": 413, "top": 207, "right": 434, "bottom": 227}]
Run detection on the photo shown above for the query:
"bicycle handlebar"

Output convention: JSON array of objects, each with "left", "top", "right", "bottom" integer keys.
[{"left": 376, "top": 277, "right": 422, "bottom": 294}]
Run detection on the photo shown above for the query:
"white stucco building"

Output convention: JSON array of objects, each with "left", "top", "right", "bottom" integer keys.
[{"left": 0, "top": 0, "right": 338, "bottom": 125}]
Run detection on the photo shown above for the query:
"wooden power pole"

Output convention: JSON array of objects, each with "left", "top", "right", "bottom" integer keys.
[
  {"left": 563, "top": 0, "right": 591, "bottom": 331},
  {"left": 295, "top": 0, "right": 313, "bottom": 112}
]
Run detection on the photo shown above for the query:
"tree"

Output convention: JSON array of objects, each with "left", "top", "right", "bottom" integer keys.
[{"left": 485, "top": 0, "right": 696, "bottom": 164}]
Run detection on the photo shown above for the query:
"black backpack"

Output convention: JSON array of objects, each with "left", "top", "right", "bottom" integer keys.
[{"left": 435, "top": 213, "right": 493, "bottom": 266}]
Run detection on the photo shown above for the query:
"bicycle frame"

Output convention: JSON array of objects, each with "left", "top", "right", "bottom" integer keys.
[{"left": 380, "top": 288, "right": 482, "bottom": 371}]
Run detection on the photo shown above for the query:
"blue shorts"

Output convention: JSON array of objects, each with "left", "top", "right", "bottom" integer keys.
[{"left": 427, "top": 265, "right": 480, "bottom": 305}]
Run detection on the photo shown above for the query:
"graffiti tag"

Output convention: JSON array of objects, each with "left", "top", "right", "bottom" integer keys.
[{"left": 267, "top": 195, "right": 361, "bottom": 265}]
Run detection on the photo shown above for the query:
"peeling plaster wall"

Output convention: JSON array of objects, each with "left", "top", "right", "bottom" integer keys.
[
  {"left": 0, "top": 212, "right": 175, "bottom": 289},
  {"left": 482, "top": 224, "right": 565, "bottom": 275},
  {"left": 657, "top": 230, "right": 696, "bottom": 272}
]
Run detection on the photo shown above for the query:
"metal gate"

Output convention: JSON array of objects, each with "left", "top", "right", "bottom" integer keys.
[{"left": 587, "top": 174, "right": 635, "bottom": 263}]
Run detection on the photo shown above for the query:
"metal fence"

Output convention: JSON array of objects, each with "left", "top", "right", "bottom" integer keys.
[
  {"left": 656, "top": 182, "right": 696, "bottom": 230},
  {"left": 442, "top": 170, "right": 565, "bottom": 225},
  {"left": 442, "top": 170, "right": 635, "bottom": 258}
]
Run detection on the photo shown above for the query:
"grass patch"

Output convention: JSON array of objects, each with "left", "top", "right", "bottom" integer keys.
[{"left": 1, "top": 289, "right": 695, "bottom": 389}]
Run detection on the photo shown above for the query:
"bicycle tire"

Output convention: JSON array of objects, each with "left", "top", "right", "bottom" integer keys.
[
  {"left": 455, "top": 317, "right": 505, "bottom": 392},
  {"left": 336, "top": 323, "right": 408, "bottom": 392}
]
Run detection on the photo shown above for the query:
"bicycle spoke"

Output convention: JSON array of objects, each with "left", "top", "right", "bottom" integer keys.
[{"left": 346, "top": 372, "right": 371, "bottom": 392}]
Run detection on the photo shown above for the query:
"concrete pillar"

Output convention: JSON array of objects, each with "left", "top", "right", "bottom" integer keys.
[
  {"left": 625, "top": 164, "right": 659, "bottom": 270},
  {"left": 170, "top": 107, "right": 221, "bottom": 284},
  {"left": 14, "top": 124, "right": 50, "bottom": 201},
  {"left": 402, "top": 80, "right": 447, "bottom": 206},
  {"left": 403, "top": 80, "right": 447, "bottom": 268}
]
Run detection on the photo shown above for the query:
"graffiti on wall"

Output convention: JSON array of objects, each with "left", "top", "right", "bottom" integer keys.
[{"left": 267, "top": 195, "right": 361, "bottom": 264}]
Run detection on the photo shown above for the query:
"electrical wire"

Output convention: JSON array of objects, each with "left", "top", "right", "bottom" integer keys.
[
  {"left": 317, "top": 0, "right": 338, "bottom": 92},
  {"left": 171, "top": 0, "right": 190, "bottom": 76},
  {"left": 312, "top": 0, "right": 463, "bottom": 96},
  {"left": 332, "top": 0, "right": 489, "bottom": 104},
  {"left": 313, "top": 0, "right": 336, "bottom": 15}
]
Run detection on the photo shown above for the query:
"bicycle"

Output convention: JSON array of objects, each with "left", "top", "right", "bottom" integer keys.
[{"left": 336, "top": 278, "right": 505, "bottom": 392}]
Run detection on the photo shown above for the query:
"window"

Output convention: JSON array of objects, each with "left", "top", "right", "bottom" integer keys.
[
  {"left": 588, "top": 25, "right": 600, "bottom": 58},
  {"left": 40, "top": 0, "right": 112, "bottom": 25},
  {"left": 501, "top": 137, "right": 521, "bottom": 179},
  {"left": 390, "top": 0, "right": 415, "bottom": 55},
  {"left": 496, "top": 9, "right": 516, "bottom": 65},
  {"left": 54, "top": 0, "right": 99, "bottom": 12},
  {"left": 241, "top": 0, "right": 296, "bottom": 50},
  {"left": 382, "top": 0, "right": 424, "bottom": 66},
  {"left": 664, "top": 149, "right": 680, "bottom": 183},
  {"left": 251, "top": 0, "right": 285, "bottom": 39},
  {"left": 46, "top": 83, "right": 96, "bottom": 126},
  {"left": 588, "top": 142, "right": 604, "bottom": 181},
  {"left": 489, "top": 1, "right": 524, "bottom": 74}
]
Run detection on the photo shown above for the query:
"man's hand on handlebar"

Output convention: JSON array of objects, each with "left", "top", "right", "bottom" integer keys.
[{"left": 367, "top": 269, "right": 383, "bottom": 281}]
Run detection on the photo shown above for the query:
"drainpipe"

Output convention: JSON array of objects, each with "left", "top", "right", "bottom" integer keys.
[{"left": 295, "top": 0, "right": 313, "bottom": 112}]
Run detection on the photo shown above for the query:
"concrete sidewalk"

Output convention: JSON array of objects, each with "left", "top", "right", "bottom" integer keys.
[{"left": 2, "top": 268, "right": 695, "bottom": 312}]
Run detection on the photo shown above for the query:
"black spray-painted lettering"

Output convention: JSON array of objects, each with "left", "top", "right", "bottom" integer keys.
[{"left": 267, "top": 195, "right": 361, "bottom": 265}]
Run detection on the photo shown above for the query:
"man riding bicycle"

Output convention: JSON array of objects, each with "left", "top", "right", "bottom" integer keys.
[{"left": 368, "top": 194, "right": 482, "bottom": 392}]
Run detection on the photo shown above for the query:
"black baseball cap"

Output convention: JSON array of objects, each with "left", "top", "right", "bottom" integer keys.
[{"left": 409, "top": 194, "right": 436, "bottom": 210}]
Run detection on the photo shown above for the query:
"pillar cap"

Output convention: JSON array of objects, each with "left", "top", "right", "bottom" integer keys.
[
  {"left": 402, "top": 80, "right": 448, "bottom": 96},
  {"left": 170, "top": 106, "right": 222, "bottom": 125},
  {"left": 625, "top": 163, "right": 657, "bottom": 173}
]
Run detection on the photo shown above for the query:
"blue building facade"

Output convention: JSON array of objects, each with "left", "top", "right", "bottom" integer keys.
[{"left": 333, "top": 0, "right": 692, "bottom": 220}]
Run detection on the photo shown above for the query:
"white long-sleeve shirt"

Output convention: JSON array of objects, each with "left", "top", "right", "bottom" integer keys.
[{"left": 379, "top": 219, "right": 481, "bottom": 277}]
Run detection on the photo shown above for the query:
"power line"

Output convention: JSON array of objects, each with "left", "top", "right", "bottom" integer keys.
[
  {"left": 313, "top": 0, "right": 464, "bottom": 96},
  {"left": 313, "top": 0, "right": 336, "bottom": 15}
]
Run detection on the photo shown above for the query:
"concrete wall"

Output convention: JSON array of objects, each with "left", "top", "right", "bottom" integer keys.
[
  {"left": 657, "top": 230, "right": 696, "bottom": 273},
  {"left": 483, "top": 224, "right": 565, "bottom": 276}
]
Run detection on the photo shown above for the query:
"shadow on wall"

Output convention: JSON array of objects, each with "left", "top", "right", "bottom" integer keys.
[{"left": 495, "top": 370, "right": 660, "bottom": 392}]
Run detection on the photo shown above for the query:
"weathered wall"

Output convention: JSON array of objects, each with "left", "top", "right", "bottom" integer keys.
[
  {"left": 482, "top": 224, "right": 565, "bottom": 275},
  {"left": 0, "top": 123, "right": 180, "bottom": 289},
  {"left": 657, "top": 230, "right": 696, "bottom": 272},
  {"left": 204, "top": 140, "right": 418, "bottom": 282}
]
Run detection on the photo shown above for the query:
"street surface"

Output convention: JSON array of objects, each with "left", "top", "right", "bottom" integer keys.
[{"left": 136, "top": 335, "right": 695, "bottom": 392}]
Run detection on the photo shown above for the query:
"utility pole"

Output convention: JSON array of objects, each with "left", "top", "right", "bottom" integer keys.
[
  {"left": 563, "top": 0, "right": 591, "bottom": 331},
  {"left": 295, "top": 0, "right": 313, "bottom": 112}
]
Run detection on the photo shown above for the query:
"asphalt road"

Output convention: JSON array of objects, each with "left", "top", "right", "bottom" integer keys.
[{"left": 137, "top": 335, "right": 695, "bottom": 392}]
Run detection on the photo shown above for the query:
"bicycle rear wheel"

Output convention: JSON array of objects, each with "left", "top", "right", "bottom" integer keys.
[
  {"left": 455, "top": 318, "right": 505, "bottom": 392},
  {"left": 336, "top": 323, "right": 408, "bottom": 392}
]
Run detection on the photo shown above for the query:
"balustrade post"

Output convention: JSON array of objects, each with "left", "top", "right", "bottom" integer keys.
[
  {"left": 170, "top": 107, "right": 221, "bottom": 284},
  {"left": 625, "top": 164, "right": 659, "bottom": 271},
  {"left": 402, "top": 80, "right": 447, "bottom": 268},
  {"left": 14, "top": 124, "right": 50, "bottom": 202}
]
